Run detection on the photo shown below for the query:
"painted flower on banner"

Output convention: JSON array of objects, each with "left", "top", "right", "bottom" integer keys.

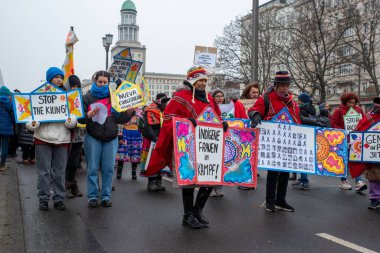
[
  {"left": 178, "top": 153, "right": 195, "bottom": 180},
  {"left": 224, "top": 159, "right": 253, "bottom": 184},
  {"left": 197, "top": 107, "right": 221, "bottom": 124},
  {"left": 177, "top": 122, "right": 190, "bottom": 137},
  {"left": 316, "top": 129, "right": 347, "bottom": 176}
]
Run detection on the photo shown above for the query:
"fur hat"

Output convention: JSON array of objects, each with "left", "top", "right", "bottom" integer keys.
[
  {"left": 46, "top": 67, "right": 64, "bottom": 83},
  {"left": 273, "top": 70, "right": 292, "bottom": 85},
  {"left": 298, "top": 93, "right": 311, "bottom": 103},
  {"left": 186, "top": 66, "right": 208, "bottom": 86},
  {"left": 68, "top": 75, "right": 81, "bottom": 88}
]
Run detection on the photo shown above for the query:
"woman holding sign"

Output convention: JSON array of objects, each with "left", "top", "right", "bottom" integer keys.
[
  {"left": 26, "top": 67, "right": 77, "bottom": 211},
  {"left": 331, "top": 92, "right": 367, "bottom": 192},
  {"left": 146, "top": 66, "right": 224, "bottom": 229},
  {"left": 79, "top": 71, "right": 132, "bottom": 208}
]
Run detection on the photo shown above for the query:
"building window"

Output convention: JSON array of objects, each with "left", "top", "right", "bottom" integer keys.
[
  {"left": 339, "top": 46, "right": 352, "bottom": 57},
  {"left": 362, "top": 82, "right": 368, "bottom": 92},
  {"left": 343, "top": 27, "right": 354, "bottom": 37},
  {"left": 339, "top": 64, "right": 353, "bottom": 76},
  {"left": 164, "top": 85, "right": 169, "bottom": 90},
  {"left": 333, "top": 87, "right": 337, "bottom": 94}
]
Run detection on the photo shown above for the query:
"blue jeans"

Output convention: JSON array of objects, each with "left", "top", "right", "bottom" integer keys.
[
  {"left": 298, "top": 173, "right": 309, "bottom": 184},
  {"left": 341, "top": 176, "right": 361, "bottom": 183},
  {"left": 0, "top": 136, "right": 10, "bottom": 165},
  {"left": 84, "top": 134, "right": 118, "bottom": 201}
]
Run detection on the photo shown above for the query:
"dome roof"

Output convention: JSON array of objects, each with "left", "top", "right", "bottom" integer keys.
[{"left": 121, "top": 0, "right": 137, "bottom": 12}]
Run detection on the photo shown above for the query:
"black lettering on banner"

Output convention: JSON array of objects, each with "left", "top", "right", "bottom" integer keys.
[
  {"left": 197, "top": 163, "right": 219, "bottom": 179},
  {"left": 198, "top": 127, "right": 221, "bottom": 141}
]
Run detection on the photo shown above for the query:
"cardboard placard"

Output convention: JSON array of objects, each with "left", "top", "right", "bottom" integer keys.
[
  {"left": 349, "top": 131, "right": 380, "bottom": 163},
  {"left": 109, "top": 80, "right": 145, "bottom": 112},
  {"left": 344, "top": 107, "right": 362, "bottom": 134}
]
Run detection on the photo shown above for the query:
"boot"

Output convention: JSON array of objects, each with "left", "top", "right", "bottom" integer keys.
[
  {"left": 193, "top": 208, "right": 209, "bottom": 226},
  {"left": 71, "top": 182, "right": 83, "bottom": 197},
  {"left": 147, "top": 177, "right": 159, "bottom": 192},
  {"left": 65, "top": 182, "right": 74, "bottom": 198},
  {"left": 156, "top": 175, "right": 166, "bottom": 191},
  {"left": 182, "top": 212, "right": 202, "bottom": 229},
  {"left": 131, "top": 163, "right": 137, "bottom": 180},
  {"left": 117, "top": 161, "right": 123, "bottom": 179},
  {"left": 193, "top": 187, "right": 212, "bottom": 226}
]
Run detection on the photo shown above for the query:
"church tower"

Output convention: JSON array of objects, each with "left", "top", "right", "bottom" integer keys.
[{"left": 111, "top": 0, "right": 146, "bottom": 80}]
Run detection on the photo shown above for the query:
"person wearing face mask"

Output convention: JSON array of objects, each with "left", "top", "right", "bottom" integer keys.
[
  {"left": 79, "top": 71, "right": 132, "bottom": 208},
  {"left": 146, "top": 66, "right": 225, "bottom": 229},
  {"left": 331, "top": 92, "right": 367, "bottom": 192},
  {"left": 249, "top": 71, "right": 300, "bottom": 213},
  {"left": 26, "top": 67, "right": 77, "bottom": 211}
]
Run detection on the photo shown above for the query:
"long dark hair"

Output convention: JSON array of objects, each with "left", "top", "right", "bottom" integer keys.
[
  {"left": 93, "top": 70, "right": 110, "bottom": 83},
  {"left": 240, "top": 82, "right": 259, "bottom": 99}
]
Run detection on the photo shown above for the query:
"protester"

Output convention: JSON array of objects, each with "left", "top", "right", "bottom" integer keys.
[
  {"left": 249, "top": 71, "right": 300, "bottom": 212},
  {"left": 116, "top": 109, "right": 143, "bottom": 180},
  {"left": 65, "top": 75, "right": 85, "bottom": 198},
  {"left": 240, "top": 82, "right": 260, "bottom": 99},
  {"left": 292, "top": 93, "right": 330, "bottom": 190},
  {"left": 139, "top": 93, "right": 170, "bottom": 191},
  {"left": 146, "top": 66, "right": 224, "bottom": 229},
  {"left": 0, "top": 86, "right": 14, "bottom": 171},
  {"left": 331, "top": 92, "right": 367, "bottom": 192},
  {"left": 26, "top": 67, "right": 77, "bottom": 210},
  {"left": 211, "top": 89, "right": 248, "bottom": 196},
  {"left": 79, "top": 71, "right": 132, "bottom": 208},
  {"left": 350, "top": 97, "right": 380, "bottom": 209},
  {"left": 18, "top": 123, "right": 35, "bottom": 164}
]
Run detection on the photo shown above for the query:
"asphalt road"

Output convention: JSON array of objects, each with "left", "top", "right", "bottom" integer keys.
[{"left": 17, "top": 162, "right": 380, "bottom": 253}]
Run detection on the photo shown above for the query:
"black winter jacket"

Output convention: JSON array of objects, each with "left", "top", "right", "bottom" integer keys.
[
  {"left": 299, "top": 103, "right": 331, "bottom": 127},
  {"left": 78, "top": 92, "right": 131, "bottom": 141}
]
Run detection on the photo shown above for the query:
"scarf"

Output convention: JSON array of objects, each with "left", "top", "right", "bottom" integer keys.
[
  {"left": 91, "top": 83, "right": 110, "bottom": 98},
  {"left": 274, "top": 89, "right": 291, "bottom": 103},
  {"left": 184, "top": 81, "right": 209, "bottom": 103}
]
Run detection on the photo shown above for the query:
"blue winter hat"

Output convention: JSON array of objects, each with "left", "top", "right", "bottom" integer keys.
[
  {"left": 0, "top": 86, "right": 11, "bottom": 97},
  {"left": 319, "top": 103, "right": 326, "bottom": 110},
  {"left": 46, "top": 67, "right": 64, "bottom": 83},
  {"left": 298, "top": 93, "right": 311, "bottom": 103}
]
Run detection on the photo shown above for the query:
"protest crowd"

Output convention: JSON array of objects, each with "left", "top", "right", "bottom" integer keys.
[{"left": 2, "top": 64, "right": 380, "bottom": 230}]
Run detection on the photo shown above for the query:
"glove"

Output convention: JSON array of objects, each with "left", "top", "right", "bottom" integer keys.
[
  {"left": 315, "top": 122, "right": 324, "bottom": 127},
  {"left": 222, "top": 121, "right": 229, "bottom": 133},
  {"left": 250, "top": 114, "right": 261, "bottom": 128},
  {"left": 188, "top": 118, "right": 197, "bottom": 128}
]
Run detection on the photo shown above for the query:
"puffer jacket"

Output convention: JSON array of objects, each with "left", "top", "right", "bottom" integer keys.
[
  {"left": 299, "top": 103, "right": 330, "bottom": 127},
  {"left": 26, "top": 118, "right": 77, "bottom": 144},
  {"left": 0, "top": 96, "right": 14, "bottom": 136},
  {"left": 18, "top": 124, "right": 34, "bottom": 145},
  {"left": 78, "top": 92, "right": 131, "bottom": 141}
]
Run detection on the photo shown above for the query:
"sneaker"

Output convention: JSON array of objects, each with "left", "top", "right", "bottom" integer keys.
[
  {"left": 275, "top": 201, "right": 295, "bottom": 212},
  {"left": 339, "top": 180, "right": 352, "bottom": 190},
  {"left": 71, "top": 185, "right": 83, "bottom": 197},
  {"left": 355, "top": 181, "right": 367, "bottom": 192},
  {"left": 101, "top": 199, "right": 112, "bottom": 207},
  {"left": 66, "top": 189, "right": 75, "bottom": 199},
  {"left": 209, "top": 190, "right": 218, "bottom": 197},
  {"left": 368, "top": 199, "right": 380, "bottom": 210},
  {"left": 265, "top": 203, "right": 276, "bottom": 212},
  {"left": 214, "top": 188, "right": 224, "bottom": 197},
  {"left": 0, "top": 164, "right": 7, "bottom": 172},
  {"left": 54, "top": 201, "right": 66, "bottom": 210},
  {"left": 88, "top": 199, "right": 98, "bottom": 208},
  {"left": 292, "top": 181, "right": 309, "bottom": 190},
  {"left": 39, "top": 201, "right": 49, "bottom": 211}
]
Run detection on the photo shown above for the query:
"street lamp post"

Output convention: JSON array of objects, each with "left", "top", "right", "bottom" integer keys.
[
  {"left": 102, "top": 33, "right": 113, "bottom": 71},
  {"left": 251, "top": 0, "right": 259, "bottom": 82}
]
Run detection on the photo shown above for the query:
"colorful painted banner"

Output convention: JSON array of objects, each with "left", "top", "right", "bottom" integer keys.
[
  {"left": 224, "top": 118, "right": 250, "bottom": 128},
  {"left": 139, "top": 77, "right": 150, "bottom": 106},
  {"left": 344, "top": 107, "right": 362, "bottom": 134},
  {"left": 109, "top": 80, "right": 146, "bottom": 112},
  {"left": 219, "top": 102, "right": 235, "bottom": 119},
  {"left": 109, "top": 58, "right": 132, "bottom": 82},
  {"left": 258, "top": 107, "right": 347, "bottom": 177},
  {"left": 349, "top": 132, "right": 380, "bottom": 163},
  {"left": 126, "top": 61, "right": 142, "bottom": 83},
  {"left": 12, "top": 83, "right": 84, "bottom": 123},
  {"left": 173, "top": 106, "right": 258, "bottom": 187}
]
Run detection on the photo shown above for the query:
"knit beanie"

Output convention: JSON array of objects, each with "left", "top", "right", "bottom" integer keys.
[
  {"left": 0, "top": 86, "right": 11, "bottom": 97},
  {"left": 68, "top": 75, "right": 81, "bottom": 88},
  {"left": 186, "top": 66, "right": 209, "bottom": 103},
  {"left": 46, "top": 67, "right": 64, "bottom": 83},
  {"left": 298, "top": 93, "right": 311, "bottom": 103}
]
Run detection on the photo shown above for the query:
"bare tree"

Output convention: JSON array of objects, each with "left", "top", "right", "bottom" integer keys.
[
  {"left": 275, "top": 0, "right": 347, "bottom": 102},
  {"left": 343, "top": 0, "right": 380, "bottom": 95}
]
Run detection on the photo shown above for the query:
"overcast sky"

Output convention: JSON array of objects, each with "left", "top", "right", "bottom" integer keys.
[{"left": 0, "top": 0, "right": 270, "bottom": 92}]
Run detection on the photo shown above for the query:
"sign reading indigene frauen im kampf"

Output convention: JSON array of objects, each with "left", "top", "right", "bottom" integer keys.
[
  {"left": 173, "top": 107, "right": 258, "bottom": 187},
  {"left": 258, "top": 107, "right": 348, "bottom": 177}
]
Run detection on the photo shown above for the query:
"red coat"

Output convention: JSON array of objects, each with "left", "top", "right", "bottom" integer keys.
[
  {"left": 248, "top": 91, "right": 301, "bottom": 124},
  {"left": 233, "top": 100, "right": 248, "bottom": 119},
  {"left": 331, "top": 104, "right": 364, "bottom": 130},
  {"left": 349, "top": 109, "right": 380, "bottom": 178},
  {"left": 145, "top": 88, "right": 222, "bottom": 176}
]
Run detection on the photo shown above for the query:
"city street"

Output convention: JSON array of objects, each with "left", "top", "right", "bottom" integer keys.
[{"left": 4, "top": 160, "right": 380, "bottom": 252}]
